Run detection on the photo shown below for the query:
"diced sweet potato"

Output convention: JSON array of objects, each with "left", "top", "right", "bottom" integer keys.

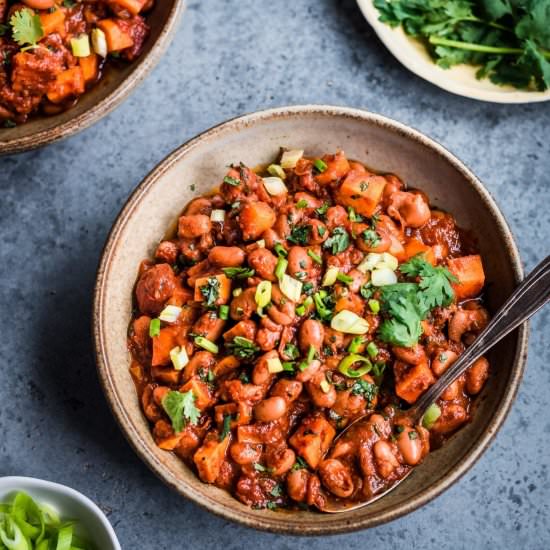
[
  {"left": 97, "top": 19, "right": 134, "bottom": 51},
  {"left": 109, "top": 0, "right": 147, "bottom": 15},
  {"left": 194, "top": 431, "right": 231, "bottom": 483},
  {"left": 403, "top": 239, "right": 436, "bottom": 265},
  {"left": 46, "top": 67, "right": 85, "bottom": 103},
  {"left": 394, "top": 360, "right": 436, "bottom": 404},
  {"left": 212, "top": 355, "right": 240, "bottom": 377},
  {"left": 447, "top": 255, "right": 485, "bottom": 301},
  {"left": 237, "top": 425, "right": 263, "bottom": 444},
  {"left": 194, "top": 274, "right": 231, "bottom": 305},
  {"left": 152, "top": 325, "right": 185, "bottom": 367},
  {"left": 150, "top": 366, "right": 181, "bottom": 385},
  {"left": 153, "top": 419, "right": 184, "bottom": 450},
  {"left": 79, "top": 54, "right": 99, "bottom": 83},
  {"left": 238, "top": 201, "right": 276, "bottom": 240},
  {"left": 337, "top": 170, "right": 387, "bottom": 217},
  {"left": 40, "top": 9, "right": 66, "bottom": 37},
  {"left": 180, "top": 378, "right": 213, "bottom": 410},
  {"left": 314, "top": 151, "right": 351, "bottom": 184},
  {"left": 289, "top": 414, "right": 336, "bottom": 469}
]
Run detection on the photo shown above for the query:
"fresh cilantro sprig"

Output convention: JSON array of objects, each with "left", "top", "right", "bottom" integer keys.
[
  {"left": 162, "top": 390, "right": 200, "bottom": 433},
  {"left": 374, "top": 0, "right": 550, "bottom": 90},
  {"left": 378, "top": 256, "right": 456, "bottom": 347},
  {"left": 199, "top": 276, "right": 220, "bottom": 307},
  {"left": 228, "top": 336, "right": 260, "bottom": 359},
  {"left": 10, "top": 8, "right": 44, "bottom": 50},
  {"left": 323, "top": 227, "right": 350, "bottom": 254}
]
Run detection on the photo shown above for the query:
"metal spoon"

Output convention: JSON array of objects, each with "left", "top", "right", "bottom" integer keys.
[{"left": 322, "top": 255, "right": 550, "bottom": 513}]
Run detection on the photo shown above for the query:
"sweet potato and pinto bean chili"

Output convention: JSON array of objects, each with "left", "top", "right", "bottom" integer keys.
[
  {"left": 0, "top": 0, "right": 152, "bottom": 126},
  {"left": 128, "top": 149, "right": 490, "bottom": 511}
]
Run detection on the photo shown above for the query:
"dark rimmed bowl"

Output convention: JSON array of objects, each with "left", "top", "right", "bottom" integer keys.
[
  {"left": 0, "top": 1, "right": 184, "bottom": 156},
  {"left": 93, "top": 105, "right": 528, "bottom": 534}
]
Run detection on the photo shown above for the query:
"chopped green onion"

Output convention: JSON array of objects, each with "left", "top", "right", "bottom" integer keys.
[
  {"left": 275, "top": 257, "right": 288, "bottom": 280},
  {"left": 267, "top": 164, "right": 286, "bottom": 180},
  {"left": 296, "top": 199, "right": 309, "bottom": 209},
  {"left": 219, "top": 305, "right": 229, "bottom": 320},
  {"left": 267, "top": 356, "right": 284, "bottom": 373},
  {"left": 256, "top": 239, "right": 266, "bottom": 248},
  {"left": 319, "top": 378, "right": 331, "bottom": 393},
  {"left": 338, "top": 354, "right": 373, "bottom": 378},
  {"left": 222, "top": 266, "right": 255, "bottom": 279},
  {"left": 255, "top": 280, "right": 272, "bottom": 312},
  {"left": 336, "top": 272, "right": 353, "bottom": 285},
  {"left": 280, "top": 149, "right": 303, "bottom": 169},
  {"left": 368, "top": 299, "right": 380, "bottom": 314},
  {"left": 307, "top": 249, "right": 323, "bottom": 265},
  {"left": 313, "top": 159, "right": 328, "bottom": 173},
  {"left": 159, "top": 305, "right": 182, "bottom": 323},
  {"left": 348, "top": 336, "right": 364, "bottom": 354},
  {"left": 194, "top": 336, "right": 219, "bottom": 354},
  {"left": 70, "top": 33, "right": 90, "bottom": 57},
  {"left": 91, "top": 27, "right": 107, "bottom": 57},
  {"left": 223, "top": 175, "right": 240, "bottom": 186},
  {"left": 170, "top": 346, "right": 189, "bottom": 370},
  {"left": 56, "top": 524, "right": 73, "bottom": 550},
  {"left": 232, "top": 287, "right": 242, "bottom": 297},
  {"left": 313, "top": 290, "right": 332, "bottom": 320},
  {"left": 299, "top": 345, "right": 316, "bottom": 371},
  {"left": 322, "top": 266, "right": 339, "bottom": 286},
  {"left": 274, "top": 243, "right": 288, "bottom": 258},
  {"left": 366, "top": 341, "right": 378, "bottom": 359},
  {"left": 210, "top": 209, "right": 226, "bottom": 222},
  {"left": 282, "top": 362, "right": 295, "bottom": 372},
  {"left": 357, "top": 252, "right": 382, "bottom": 274},
  {"left": 220, "top": 414, "right": 232, "bottom": 440},
  {"left": 371, "top": 267, "right": 398, "bottom": 286},
  {"left": 279, "top": 274, "right": 302, "bottom": 302},
  {"left": 331, "top": 310, "right": 369, "bottom": 334},
  {"left": 263, "top": 176, "right": 288, "bottom": 196},
  {"left": 295, "top": 304, "right": 306, "bottom": 316},
  {"left": 422, "top": 403, "right": 442, "bottom": 429},
  {"left": 149, "top": 318, "right": 161, "bottom": 337}
]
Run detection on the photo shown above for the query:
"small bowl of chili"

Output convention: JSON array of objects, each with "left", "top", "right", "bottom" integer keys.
[
  {"left": 93, "top": 105, "right": 527, "bottom": 534},
  {"left": 0, "top": 0, "right": 184, "bottom": 155}
]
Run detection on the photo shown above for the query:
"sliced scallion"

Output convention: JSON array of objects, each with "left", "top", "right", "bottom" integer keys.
[
  {"left": 338, "top": 354, "right": 373, "bottom": 378},
  {"left": 194, "top": 336, "right": 219, "bottom": 354},
  {"left": 307, "top": 249, "right": 323, "bottom": 265}
]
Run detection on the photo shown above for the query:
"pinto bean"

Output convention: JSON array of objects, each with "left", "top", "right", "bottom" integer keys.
[
  {"left": 431, "top": 350, "right": 458, "bottom": 376},
  {"left": 288, "top": 246, "right": 312, "bottom": 278},
  {"left": 466, "top": 357, "right": 490, "bottom": 395},
  {"left": 208, "top": 246, "right": 245, "bottom": 267},
  {"left": 387, "top": 191, "right": 431, "bottom": 228},
  {"left": 155, "top": 241, "right": 179, "bottom": 264},
  {"left": 230, "top": 442, "right": 262, "bottom": 465},
  {"left": 270, "top": 379, "right": 303, "bottom": 402},
  {"left": 247, "top": 248, "right": 278, "bottom": 281},
  {"left": 286, "top": 469, "right": 309, "bottom": 502},
  {"left": 184, "top": 197, "right": 212, "bottom": 215},
  {"left": 266, "top": 447, "right": 296, "bottom": 476},
  {"left": 296, "top": 359, "right": 321, "bottom": 383},
  {"left": 178, "top": 214, "right": 212, "bottom": 238},
  {"left": 449, "top": 307, "right": 489, "bottom": 342},
  {"left": 432, "top": 403, "right": 468, "bottom": 434},
  {"left": 440, "top": 375, "right": 465, "bottom": 401},
  {"left": 368, "top": 414, "right": 392, "bottom": 439},
  {"left": 230, "top": 287, "right": 257, "bottom": 320},
  {"left": 306, "top": 372, "right": 337, "bottom": 408},
  {"left": 299, "top": 319, "right": 324, "bottom": 354},
  {"left": 252, "top": 350, "right": 279, "bottom": 386},
  {"left": 135, "top": 263, "right": 177, "bottom": 315},
  {"left": 373, "top": 440, "right": 400, "bottom": 478},
  {"left": 308, "top": 219, "right": 329, "bottom": 245},
  {"left": 325, "top": 205, "right": 348, "bottom": 230},
  {"left": 396, "top": 427, "right": 424, "bottom": 465},
  {"left": 22, "top": 0, "right": 55, "bottom": 9},
  {"left": 254, "top": 396, "right": 288, "bottom": 422},
  {"left": 392, "top": 344, "right": 427, "bottom": 365},
  {"left": 318, "top": 459, "right": 354, "bottom": 498}
]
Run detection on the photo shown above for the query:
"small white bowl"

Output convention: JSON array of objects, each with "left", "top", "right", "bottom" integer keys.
[{"left": 0, "top": 477, "right": 121, "bottom": 550}]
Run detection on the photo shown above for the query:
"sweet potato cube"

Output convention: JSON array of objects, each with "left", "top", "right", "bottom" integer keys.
[
  {"left": 153, "top": 419, "right": 183, "bottom": 450},
  {"left": 97, "top": 19, "right": 134, "bottom": 51},
  {"left": 194, "top": 274, "right": 231, "bottom": 305},
  {"left": 289, "top": 414, "right": 336, "bottom": 469},
  {"left": 194, "top": 431, "right": 231, "bottom": 483},
  {"left": 40, "top": 9, "right": 66, "bottom": 37},
  {"left": 314, "top": 151, "right": 351, "bottom": 184},
  {"left": 79, "top": 54, "right": 99, "bottom": 83},
  {"left": 180, "top": 378, "right": 213, "bottom": 410},
  {"left": 447, "top": 255, "right": 485, "bottom": 301},
  {"left": 152, "top": 325, "right": 183, "bottom": 367},
  {"left": 338, "top": 170, "right": 387, "bottom": 217},
  {"left": 403, "top": 239, "right": 436, "bottom": 265},
  {"left": 109, "top": 0, "right": 147, "bottom": 15},
  {"left": 394, "top": 360, "right": 436, "bottom": 404},
  {"left": 46, "top": 67, "right": 85, "bottom": 103},
  {"left": 238, "top": 201, "right": 276, "bottom": 241}
]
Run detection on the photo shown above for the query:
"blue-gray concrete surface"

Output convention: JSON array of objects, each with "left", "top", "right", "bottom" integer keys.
[{"left": 1, "top": 0, "right": 549, "bottom": 548}]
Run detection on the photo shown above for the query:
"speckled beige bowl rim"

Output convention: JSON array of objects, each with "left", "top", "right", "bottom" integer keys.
[
  {"left": 93, "top": 105, "right": 528, "bottom": 535},
  {"left": 0, "top": 1, "right": 185, "bottom": 156}
]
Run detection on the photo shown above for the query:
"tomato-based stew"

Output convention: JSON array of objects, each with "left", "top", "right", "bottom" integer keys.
[{"left": 128, "top": 150, "right": 490, "bottom": 511}]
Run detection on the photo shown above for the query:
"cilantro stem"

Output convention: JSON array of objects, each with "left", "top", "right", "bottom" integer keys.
[
  {"left": 461, "top": 16, "right": 512, "bottom": 33},
  {"left": 428, "top": 36, "right": 550, "bottom": 59}
]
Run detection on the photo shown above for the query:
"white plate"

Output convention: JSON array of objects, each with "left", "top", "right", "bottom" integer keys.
[
  {"left": 356, "top": 0, "right": 550, "bottom": 103},
  {"left": 0, "top": 476, "right": 121, "bottom": 550}
]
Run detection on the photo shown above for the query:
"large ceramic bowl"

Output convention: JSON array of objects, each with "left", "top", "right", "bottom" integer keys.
[
  {"left": 0, "top": 1, "right": 184, "bottom": 156},
  {"left": 93, "top": 105, "right": 528, "bottom": 534}
]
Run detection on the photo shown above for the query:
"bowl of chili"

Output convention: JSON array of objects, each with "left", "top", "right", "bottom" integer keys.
[
  {"left": 0, "top": 0, "right": 184, "bottom": 155},
  {"left": 93, "top": 105, "right": 528, "bottom": 534}
]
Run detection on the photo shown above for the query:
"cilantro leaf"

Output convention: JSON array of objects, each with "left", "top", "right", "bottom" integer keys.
[
  {"left": 379, "top": 293, "right": 423, "bottom": 347},
  {"left": 323, "top": 227, "right": 350, "bottom": 254},
  {"left": 10, "top": 8, "right": 43, "bottom": 49},
  {"left": 162, "top": 390, "right": 200, "bottom": 433},
  {"left": 351, "top": 379, "right": 378, "bottom": 406},
  {"left": 199, "top": 276, "right": 220, "bottom": 307},
  {"left": 287, "top": 225, "right": 310, "bottom": 245},
  {"left": 228, "top": 336, "right": 260, "bottom": 359}
]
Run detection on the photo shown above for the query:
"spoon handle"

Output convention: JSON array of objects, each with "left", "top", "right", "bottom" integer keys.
[{"left": 411, "top": 255, "right": 550, "bottom": 422}]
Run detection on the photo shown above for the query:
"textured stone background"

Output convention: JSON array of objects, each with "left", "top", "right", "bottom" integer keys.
[{"left": 1, "top": 0, "right": 549, "bottom": 548}]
